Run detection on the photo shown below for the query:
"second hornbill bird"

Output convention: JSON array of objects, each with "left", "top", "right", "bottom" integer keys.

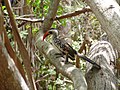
[{"left": 43, "top": 29, "right": 100, "bottom": 69}]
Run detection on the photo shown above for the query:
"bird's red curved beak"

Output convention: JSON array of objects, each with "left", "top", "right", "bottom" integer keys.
[{"left": 43, "top": 31, "right": 49, "bottom": 41}]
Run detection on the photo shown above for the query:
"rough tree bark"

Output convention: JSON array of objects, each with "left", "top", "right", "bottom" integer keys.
[
  {"left": 0, "top": 38, "right": 29, "bottom": 90},
  {"left": 86, "top": 41, "right": 118, "bottom": 90},
  {"left": 0, "top": 2, "right": 28, "bottom": 90},
  {"left": 84, "top": 0, "right": 120, "bottom": 89},
  {"left": 85, "top": 0, "right": 120, "bottom": 55}
]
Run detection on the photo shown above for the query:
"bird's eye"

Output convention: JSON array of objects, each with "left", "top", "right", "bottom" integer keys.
[{"left": 49, "top": 31, "right": 52, "bottom": 34}]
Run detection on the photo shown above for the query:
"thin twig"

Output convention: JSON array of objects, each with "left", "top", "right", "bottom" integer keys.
[{"left": 55, "top": 8, "right": 92, "bottom": 20}]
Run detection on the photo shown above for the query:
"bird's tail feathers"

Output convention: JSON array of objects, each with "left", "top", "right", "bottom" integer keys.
[{"left": 77, "top": 53, "right": 101, "bottom": 69}]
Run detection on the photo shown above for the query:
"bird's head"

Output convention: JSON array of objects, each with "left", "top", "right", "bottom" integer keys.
[{"left": 43, "top": 29, "right": 59, "bottom": 41}]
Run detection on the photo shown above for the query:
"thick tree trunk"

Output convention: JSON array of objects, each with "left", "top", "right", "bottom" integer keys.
[
  {"left": 86, "top": 41, "right": 118, "bottom": 90},
  {"left": 85, "top": 0, "right": 120, "bottom": 55},
  {"left": 0, "top": 37, "right": 29, "bottom": 90},
  {"left": 85, "top": 1, "right": 120, "bottom": 89}
]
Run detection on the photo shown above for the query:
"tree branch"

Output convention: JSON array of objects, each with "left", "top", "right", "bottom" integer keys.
[
  {"left": 4, "top": 0, "right": 36, "bottom": 90},
  {"left": 16, "top": 17, "right": 43, "bottom": 23},
  {"left": 55, "top": 8, "right": 92, "bottom": 20},
  {"left": 85, "top": 0, "right": 120, "bottom": 54},
  {"left": 42, "top": 0, "right": 61, "bottom": 33},
  {"left": 85, "top": 41, "right": 118, "bottom": 90},
  {"left": 35, "top": 37, "right": 87, "bottom": 90},
  {"left": 15, "top": 8, "right": 91, "bottom": 23},
  {"left": 0, "top": 5, "right": 26, "bottom": 81}
]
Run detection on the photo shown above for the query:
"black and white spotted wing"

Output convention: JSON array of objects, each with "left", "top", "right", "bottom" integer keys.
[{"left": 53, "top": 37, "right": 77, "bottom": 60}]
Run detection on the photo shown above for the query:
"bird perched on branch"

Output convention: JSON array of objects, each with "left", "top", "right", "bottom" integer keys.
[{"left": 43, "top": 29, "right": 100, "bottom": 69}]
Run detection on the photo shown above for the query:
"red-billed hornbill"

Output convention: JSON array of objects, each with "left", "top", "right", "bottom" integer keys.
[{"left": 43, "top": 29, "right": 100, "bottom": 69}]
